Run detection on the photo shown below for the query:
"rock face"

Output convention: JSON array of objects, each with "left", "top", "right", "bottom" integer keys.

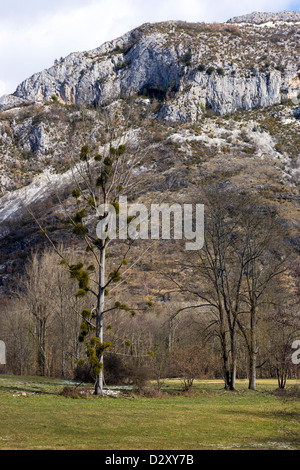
[
  {"left": 160, "top": 70, "right": 283, "bottom": 121},
  {"left": 0, "top": 13, "right": 299, "bottom": 292},
  {"left": 6, "top": 15, "right": 299, "bottom": 122},
  {"left": 0, "top": 94, "right": 27, "bottom": 110}
]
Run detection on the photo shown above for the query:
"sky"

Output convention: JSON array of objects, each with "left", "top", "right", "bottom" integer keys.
[{"left": 0, "top": 0, "right": 299, "bottom": 96}]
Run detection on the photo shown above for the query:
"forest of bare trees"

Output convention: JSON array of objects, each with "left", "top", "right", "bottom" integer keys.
[
  {"left": 1, "top": 184, "right": 299, "bottom": 391},
  {"left": 0, "top": 99, "right": 299, "bottom": 393}
]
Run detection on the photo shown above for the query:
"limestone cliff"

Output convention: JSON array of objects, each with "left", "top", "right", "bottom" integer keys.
[
  {"left": 2, "top": 14, "right": 298, "bottom": 121},
  {"left": 0, "top": 12, "right": 299, "bottom": 290}
]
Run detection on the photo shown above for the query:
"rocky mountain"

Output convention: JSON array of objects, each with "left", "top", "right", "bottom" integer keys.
[
  {"left": 4, "top": 12, "right": 299, "bottom": 120},
  {"left": 0, "top": 11, "right": 299, "bottom": 290}
]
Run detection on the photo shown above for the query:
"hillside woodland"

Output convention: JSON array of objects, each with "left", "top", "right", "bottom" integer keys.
[{"left": 0, "top": 11, "right": 299, "bottom": 392}]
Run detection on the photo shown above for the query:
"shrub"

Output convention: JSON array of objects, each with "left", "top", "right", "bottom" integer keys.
[
  {"left": 60, "top": 386, "right": 93, "bottom": 399},
  {"left": 73, "top": 363, "right": 94, "bottom": 383},
  {"left": 117, "top": 60, "right": 129, "bottom": 71},
  {"left": 127, "top": 364, "right": 152, "bottom": 390},
  {"left": 104, "top": 354, "right": 130, "bottom": 385},
  {"left": 275, "top": 143, "right": 284, "bottom": 154},
  {"left": 206, "top": 66, "right": 215, "bottom": 76},
  {"left": 182, "top": 51, "right": 192, "bottom": 66},
  {"left": 171, "top": 344, "right": 214, "bottom": 391},
  {"left": 137, "top": 388, "right": 164, "bottom": 398},
  {"left": 60, "top": 386, "right": 80, "bottom": 399}
]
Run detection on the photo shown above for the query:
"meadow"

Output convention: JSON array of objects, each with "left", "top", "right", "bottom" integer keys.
[{"left": 0, "top": 375, "right": 299, "bottom": 450}]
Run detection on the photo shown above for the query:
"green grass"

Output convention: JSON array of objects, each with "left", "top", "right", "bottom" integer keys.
[{"left": 0, "top": 376, "right": 299, "bottom": 450}]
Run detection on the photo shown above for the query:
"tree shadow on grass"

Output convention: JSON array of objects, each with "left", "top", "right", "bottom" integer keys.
[{"left": 0, "top": 383, "right": 64, "bottom": 396}]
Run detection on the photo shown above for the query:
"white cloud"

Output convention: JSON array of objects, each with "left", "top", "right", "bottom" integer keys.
[
  {"left": 0, "top": 0, "right": 297, "bottom": 95},
  {"left": 0, "top": 81, "right": 8, "bottom": 97},
  {"left": 0, "top": 1, "right": 136, "bottom": 94}
]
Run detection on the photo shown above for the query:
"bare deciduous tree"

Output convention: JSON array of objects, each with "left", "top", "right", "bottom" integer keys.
[{"left": 169, "top": 188, "right": 289, "bottom": 390}]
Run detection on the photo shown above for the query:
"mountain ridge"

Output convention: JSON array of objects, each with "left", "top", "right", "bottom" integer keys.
[
  {"left": 0, "top": 12, "right": 299, "bottom": 120},
  {"left": 0, "top": 11, "right": 299, "bottom": 290}
]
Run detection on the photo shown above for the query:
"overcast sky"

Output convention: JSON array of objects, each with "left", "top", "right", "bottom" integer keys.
[{"left": 0, "top": 0, "right": 299, "bottom": 96}]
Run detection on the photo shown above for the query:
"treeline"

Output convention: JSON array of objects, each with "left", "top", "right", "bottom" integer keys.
[
  {"left": 0, "top": 189, "right": 299, "bottom": 391},
  {"left": 0, "top": 246, "right": 220, "bottom": 387}
]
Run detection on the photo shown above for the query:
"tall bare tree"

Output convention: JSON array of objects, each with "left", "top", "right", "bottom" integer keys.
[
  {"left": 169, "top": 188, "right": 288, "bottom": 390},
  {"left": 44, "top": 109, "right": 152, "bottom": 394}
]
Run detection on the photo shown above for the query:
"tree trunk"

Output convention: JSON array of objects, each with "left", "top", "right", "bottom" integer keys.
[
  {"left": 229, "top": 330, "right": 237, "bottom": 391},
  {"left": 248, "top": 308, "right": 257, "bottom": 391},
  {"left": 221, "top": 337, "right": 230, "bottom": 390},
  {"left": 219, "top": 309, "right": 231, "bottom": 390},
  {"left": 94, "top": 246, "right": 106, "bottom": 395},
  {"left": 229, "top": 359, "right": 236, "bottom": 391},
  {"left": 248, "top": 355, "right": 256, "bottom": 391},
  {"left": 37, "top": 317, "right": 47, "bottom": 376},
  {"left": 61, "top": 344, "right": 66, "bottom": 379},
  {"left": 277, "top": 362, "right": 288, "bottom": 389}
]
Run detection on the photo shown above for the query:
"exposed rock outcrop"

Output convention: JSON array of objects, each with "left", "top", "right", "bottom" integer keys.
[
  {"left": 0, "top": 94, "right": 28, "bottom": 110},
  {"left": 0, "top": 13, "right": 299, "bottom": 292},
  {"left": 5, "top": 16, "right": 298, "bottom": 122}
]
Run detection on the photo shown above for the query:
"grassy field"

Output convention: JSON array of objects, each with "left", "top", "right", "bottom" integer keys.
[{"left": 0, "top": 375, "right": 299, "bottom": 450}]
